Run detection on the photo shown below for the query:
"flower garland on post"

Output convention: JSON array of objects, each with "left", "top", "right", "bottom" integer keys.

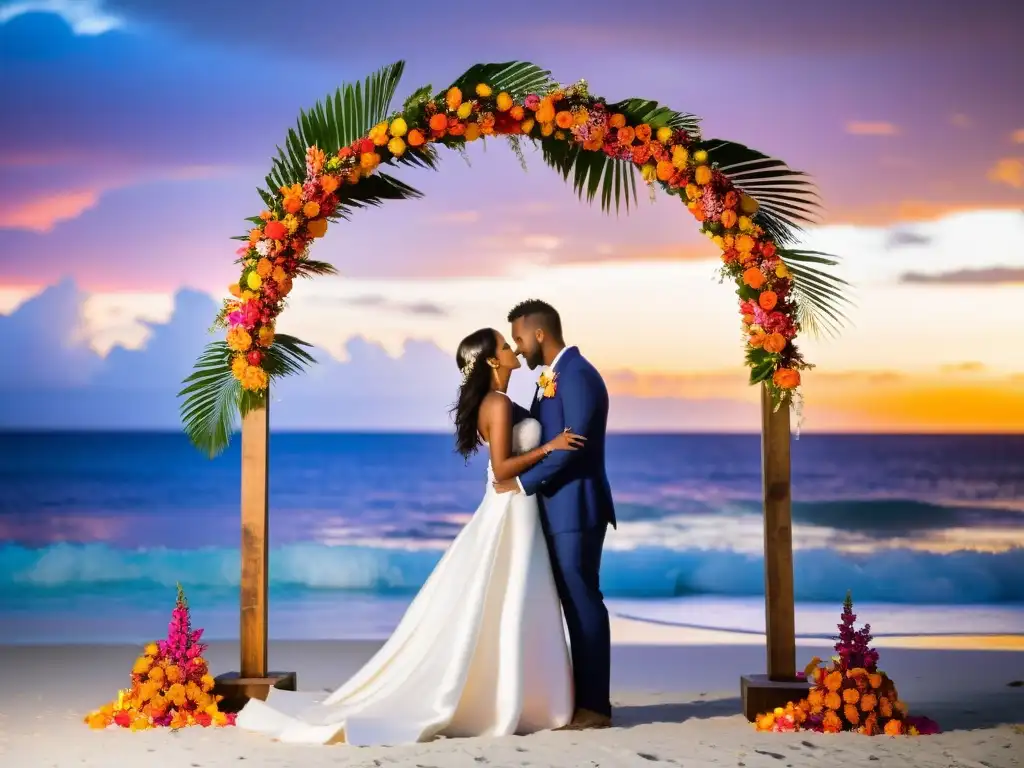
[{"left": 218, "top": 76, "right": 818, "bottom": 412}]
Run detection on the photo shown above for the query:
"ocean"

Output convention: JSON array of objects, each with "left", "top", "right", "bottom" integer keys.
[{"left": 1, "top": 432, "right": 1022, "bottom": 645}]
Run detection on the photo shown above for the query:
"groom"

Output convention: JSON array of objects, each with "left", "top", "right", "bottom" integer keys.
[{"left": 493, "top": 299, "right": 616, "bottom": 730}]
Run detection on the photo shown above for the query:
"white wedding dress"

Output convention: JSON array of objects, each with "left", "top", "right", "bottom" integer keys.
[{"left": 235, "top": 413, "right": 574, "bottom": 745}]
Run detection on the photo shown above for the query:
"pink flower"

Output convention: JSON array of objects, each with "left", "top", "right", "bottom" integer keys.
[{"left": 524, "top": 94, "right": 540, "bottom": 110}]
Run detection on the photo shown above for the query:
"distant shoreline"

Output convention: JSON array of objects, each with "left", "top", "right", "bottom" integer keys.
[{"left": 2, "top": 429, "right": 1023, "bottom": 437}]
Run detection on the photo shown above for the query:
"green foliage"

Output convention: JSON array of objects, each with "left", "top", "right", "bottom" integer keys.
[{"left": 779, "top": 249, "right": 852, "bottom": 339}]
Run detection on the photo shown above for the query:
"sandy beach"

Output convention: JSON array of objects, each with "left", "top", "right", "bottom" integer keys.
[{"left": 3, "top": 621, "right": 1023, "bottom": 768}]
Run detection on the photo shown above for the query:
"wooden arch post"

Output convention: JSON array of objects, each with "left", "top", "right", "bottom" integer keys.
[
  {"left": 740, "top": 384, "right": 808, "bottom": 720},
  {"left": 213, "top": 397, "right": 296, "bottom": 710}
]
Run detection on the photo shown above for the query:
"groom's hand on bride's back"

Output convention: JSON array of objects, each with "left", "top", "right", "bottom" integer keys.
[{"left": 493, "top": 478, "right": 520, "bottom": 494}]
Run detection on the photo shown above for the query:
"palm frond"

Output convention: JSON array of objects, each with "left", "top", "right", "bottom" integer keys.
[
  {"left": 446, "top": 61, "right": 555, "bottom": 101},
  {"left": 540, "top": 139, "right": 638, "bottom": 214},
  {"left": 703, "top": 139, "right": 821, "bottom": 245},
  {"left": 293, "top": 259, "right": 338, "bottom": 279},
  {"left": 779, "top": 249, "right": 853, "bottom": 339},
  {"left": 178, "top": 341, "right": 241, "bottom": 458},
  {"left": 606, "top": 97, "right": 701, "bottom": 138},
  {"left": 179, "top": 334, "right": 318, "bottom": 457}
]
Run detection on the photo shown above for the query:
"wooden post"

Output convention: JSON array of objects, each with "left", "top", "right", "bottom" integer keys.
[
  {"left": 739, "top": 384, "right": 807, "bottom": 720},
  {"left": 213, "top": 397, "right": 296, "bottom": 711}
]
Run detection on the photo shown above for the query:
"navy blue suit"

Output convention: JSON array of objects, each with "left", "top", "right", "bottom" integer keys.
[{"left": 518, "top": 346, "right": 615, "bottom": 717}]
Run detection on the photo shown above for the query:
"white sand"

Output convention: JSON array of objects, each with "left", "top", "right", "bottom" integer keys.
[{"left": 3, "top": 628, "right": 1023, "bottom": 767}]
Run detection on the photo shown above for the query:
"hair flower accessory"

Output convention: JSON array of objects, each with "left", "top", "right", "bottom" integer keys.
[{"left": 460, "top": 352, "right": 479, "bottom": 385}]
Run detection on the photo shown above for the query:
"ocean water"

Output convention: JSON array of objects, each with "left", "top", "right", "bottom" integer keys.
[{"left": 1, "top": 432, "right": 1023, "bottom": 644}]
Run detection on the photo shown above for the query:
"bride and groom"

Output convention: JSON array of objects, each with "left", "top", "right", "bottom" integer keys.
[{"left": 237, "top": 299, "right": 616, "bottom": 746}]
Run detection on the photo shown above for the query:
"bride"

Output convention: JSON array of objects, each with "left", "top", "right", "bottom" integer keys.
[{"left": 235, "top": 327, "right": 585, "bottom": 745}]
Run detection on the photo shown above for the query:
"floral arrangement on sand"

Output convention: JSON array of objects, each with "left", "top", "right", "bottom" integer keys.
[
  {"left": 181, "top": 61, "right": 847, "bottom": 457},
  {"left": 84, "top": 585, "right": 236, "bottom": 730},
  {"left": 756, "top": 593, "right": 941, "bottom": 736}
]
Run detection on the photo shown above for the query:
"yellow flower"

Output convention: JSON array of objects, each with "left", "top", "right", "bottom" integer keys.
[
  {"left": 495, "top": 92, "right": 513, "bottom": 112},
  {"left": 693, "top": 149, "right": 708, "bottom": 164},
  {"left": 282, "top": 214, "right": 299, "bottom": 234},
  {"left": 226, "top": 326, "right": 252, "bottom": 352},
  {"left": 165, "top": 664, "right": 183, "bottom": 684},
  {"left": 132, "top": 656, "right": 152, "bottom": 675},
  {"left": 739, "top": 193, "right": 760, "bottom": 214},
  {"left": 245, "top": 272, "right": 262, "bottom": 291},
  {"left": 258, "top": 325, "right": 275, "bottom": 347},
  {"left": 167, "top": 683, "right": 187, "bottom": 707},
  {"left": 389, "top": 116, "right": 407, "bottom": 137},
  {"left": 231, "top": 355, "right": 248, "bottom": 380},
  {"left": 200, "top": 674, "right": 215, "bottom": 692},
  {"left": 302, "top": 201, "right": 320, "bottom": 218},
  {"left": 640, "top": 164, "right": 657, "bottom": 182},
  {"left": 656, "top": 126, "right": 674, "bottom": 143},
  {"left": 521, "top": 118, "right": 535, "bottom": 134},
  {"left": 540, "top": 121, "right": 555, "bottom": 137},
  {"left": 712, "top": 235, "right": 724, "bottom": 249},
  {"left": 694, "top": 165, "right": 712, "bottom": 185},
  {"left": 445, "top": 87, "right": 462, "bottom": 110},
  {"left": 241, "top": 365, "right": 268, "bottom": 392},
  {"left": 573, "top": 108, "right": 589, "bottom": 125},
  {"left": 464, "top": 123, "right": 481, "bottom": 141},
  {"left": 360, "top": 151, "right": 380, "bottom": 171},
  {"left": 148, "top": 665, "right": 165, "bottom": 684},
  {"left": 326, "top": 155, "right": 341, "bottom": 170},
  {"left": 456, "top": 101, "right": 473, "bottom": 120},
  {"left": 369, "top": 121, "right": 389, "bottom": 145},
  {"left": 130, "top": 715, "right": 151, "bottom": 731},
  {"left": 684, "top": 183, "right": 700, "bottom": 201},
  {"left": 671, "top": 145, "right": 689, "bottom": 169},
  {"left": 738, "top": 215, "right": 753, "bottom": 232},
  {"left": 144, "top": 643, "right": 159, "bottom": 657},
  {"left": 388, "top": 136, "right": 406, "bottom": 156},
  {"left": 475, "top": 83, "right": 492, "bottom": 97},
  {"left": 775, "top": 263, "right": 791, "bottom": 279},
  {"left": 212, "top": 711, "right": 229, "bottom": 727}
]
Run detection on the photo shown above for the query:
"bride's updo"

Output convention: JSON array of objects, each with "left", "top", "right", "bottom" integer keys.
[{"left": 450, "top": 328, "right": 498, "bottom": 461}]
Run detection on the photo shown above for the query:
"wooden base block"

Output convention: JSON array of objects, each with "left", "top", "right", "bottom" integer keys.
[
  {"left": 740, "top": 674, "right": 810, "bottom": 722},
  {"left": 213, "top": 671, "right": 297, "bottom": 713}
]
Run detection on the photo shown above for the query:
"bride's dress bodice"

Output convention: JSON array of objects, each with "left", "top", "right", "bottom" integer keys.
[{"left": 487, "top": 418, "right": 542, "bottom": 480}]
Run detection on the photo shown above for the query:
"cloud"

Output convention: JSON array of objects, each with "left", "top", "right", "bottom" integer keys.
[
  {"left": 987, "top": 157, "right": 1024, "bottom": 188},
  {"left": 845, "top": 121, "right": 900, "bottom": 136},
  {"left": 342, "top": 295, "right": 448, "bottom": 317},
  {"left": 0, "top": 0, "right": 122, "bottom": 34},
  {"left": 1012, "top": 129, "right": 1024, "bottom": 144},
  {"left": 884, "top": 229, "right": 932, "bottom": 249},
  {"left": 899, "top": 267, "right": 1024, "bottom": 285},
  {"left": 0, "top": 188, "right": 101, "bottom": 232}
]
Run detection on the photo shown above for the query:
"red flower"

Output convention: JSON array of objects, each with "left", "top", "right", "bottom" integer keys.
[
  {"left": 114, "top": 711, "right": 132, "bottom": 728},
  {"left": 359, "top": 138, "right": 374, "bottom": 154},
  {"left": 761, "top": 241, "right": 777, "bottom": 258},
  {"left": 264, "top": 220, "right": 287, "bottom": 240},
  {"left": 193, "top": 712, "right": 213, "bottom": 728}
]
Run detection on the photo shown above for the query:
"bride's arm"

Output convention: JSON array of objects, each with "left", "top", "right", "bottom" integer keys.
[{"left": 481, "top": 394, "right": 569, "bottom": 483}]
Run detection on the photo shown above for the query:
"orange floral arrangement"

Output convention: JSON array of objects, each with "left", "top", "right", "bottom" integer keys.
[
  {"left": 216, "top": 68, "right": 822, "bottom": 409},
  {"left": 84, "top": 586, "right": 235, "bottom": 731},
  {"left": 755, "top": 593, "right": 940, "bottom": 736}
]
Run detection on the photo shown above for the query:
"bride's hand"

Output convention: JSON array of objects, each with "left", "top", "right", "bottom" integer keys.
[{"left": 545, "top": 428, "right": 586, "bottom": 453}]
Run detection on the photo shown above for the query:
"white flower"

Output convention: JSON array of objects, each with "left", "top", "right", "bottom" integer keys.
[{"left": 255, "top": 240, "right": 272, "bottom": 256}]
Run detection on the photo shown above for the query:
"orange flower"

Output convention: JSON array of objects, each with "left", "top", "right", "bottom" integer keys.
[
  {"left": 724, "top": 190, "right": 739, "bottom": 208},
  {"left": 282, "top": 196, "right": 302, "bottom": 215},
  {"left": 742, "top": 267, "right": 766, "bottom": 289},
  {"left": 407, "top": 128, "right": 425, "bottom": 147},
  {"left": 748, "top": 331, "right": 767, "bottom": 349},
  {"left": 843, "top": 687, "right": 861, "bottom": 704},
  {"left": 868, "top": 673, "right": 883, "bottom": 690},
  {"left": 883, "top": 719, "right": 904, "bottom": 736},
  {"left": 634, "top": 123, "right": 652, "bottom": 143},
  {"left": 773, "top": 368, "right": 801, "bottom": 389},
  {"left": 723, "top": 248, "right": 740, "bottom": 265},
  {"left": 824, "top": 691, "right": 842, "bottom": 711},
  {"left": 862, "top": 712, "right": 879, "bottom": 735},
  {"left": 256, "top": 258, "right": 273, "bottom": 278},
  {"left": 879, "top": 697, "right": 893, "bottom": 718},
  {"left": 807, "top": 688, "right": 825, "bottom": 711},
  {"left": 320, "top": 175, "right": 340, "bottom": 194},
  {"left": 694, "top": 165, "right": 712, "bottom": 185},
  {"left": 535, "top": 99, "right": 556, "bottom": 124},
  {"left": 609, "top": 113, "right": 626, "bottom": 129},
  {"left": 844, "top": 703, "right": 861, "bottom": 725},
  {"left": 428, "top": 113, "right": 448, "bottom": 132},
  {"left": 824, "top": 670, "right": 843, "bottom": 692},
  {"left": 551, "top": 110, "right": 571, "bottom": 129},
  {"left": 445, "top": 87, "right": 462, "bottom": 111},
  {"left": 860, "top": 692, "right": 877, "bottom": 712},
  {"left": 496, "top": 92, "right": 513, "bottom": 112},
  {"left": 228, "top": 283, "right": 242, "bottom": 298},
  {"left": 822, "top": 711, "right": 843, "bottom": 733},
  {"left": 272, "top": 266, "right": 287, "bottom": 283},
  {"left": 359, "top": 152, "right": 380, "bottom": 171},
  {"left": 736, "top": 233, "right": 756, "bottom": 252},
  {"left": 720, "top": 209, "right": 738, "bottom": 229},
  {"left": 306, "top": 218, "right": 328, "bottom": 238},
  {"left": 258, "top": 326, "right": 275, "bottom": 347},
  {"left": 763, "top": 332, "right": 786, "bottom": 354},
  {"left": 758, "top": 290, "right": 778, "bottom": 311},
  {"left": 248, "top": 227, "right": 261, "bottom": 245},
  {"left": 508, "top": 105, "right": 524, "bottom": 121},
  {"left": 302, "top": 201, "right": 320, "bottom": 218},
  {"left": 656, "top": 161, "right": 674, "bottom": 181},
  {"left": 226, "top": 327, "right": 252, "bottom": 353},
  {"left": 617, "top": 126, "right": 636, "bottom": 145}
]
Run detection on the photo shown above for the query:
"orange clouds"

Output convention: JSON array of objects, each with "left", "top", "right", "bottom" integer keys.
[
  {"left": 0, "top": 189, "right": 102, "bottom": 232},
  {"left": 829, "top": 199, "right": 1024, "bottom": 227},
  {"left": 987, "top": 157, "right": 1024, "bottom": 188},
  {"left": 1012, "top": 129, "right": 1024, "bottom": 144},
  {"left": 845, "top": 121, "right": 900, "bottom": 136}
]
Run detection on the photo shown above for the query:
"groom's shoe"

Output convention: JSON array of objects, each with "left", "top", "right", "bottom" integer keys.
[{"left": 555, "top": 708, "right": 613, "bottom": 731}]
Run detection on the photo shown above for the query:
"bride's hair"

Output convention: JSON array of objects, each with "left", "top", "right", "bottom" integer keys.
[{"left": 450, "top": 328, "right": 498, "bottom": 461}]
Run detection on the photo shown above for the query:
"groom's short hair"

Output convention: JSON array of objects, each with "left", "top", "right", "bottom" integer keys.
[{"left": 507, "top": 299, "right": 563, "bottom": 341}]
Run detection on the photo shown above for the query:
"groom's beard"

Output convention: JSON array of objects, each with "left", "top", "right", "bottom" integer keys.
[{"left": 526, "top": 350, "right": 544, "bottom": 370}]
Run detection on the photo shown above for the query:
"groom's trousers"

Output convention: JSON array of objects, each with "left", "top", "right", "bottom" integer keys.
[{"left": 547, "top": 524, "right": 611, "bottom": 717}]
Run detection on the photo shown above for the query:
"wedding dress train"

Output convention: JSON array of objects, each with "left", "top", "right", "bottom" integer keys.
[{"left": 235, "top": 415, "right": 574, "bottom": 745}]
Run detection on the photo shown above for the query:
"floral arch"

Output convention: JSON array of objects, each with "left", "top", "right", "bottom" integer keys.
[
  {"left": 180, "top": 60, "right": 846, "bottom": 455},
  {"left": 179, "top": 60, "right": 846, "bottom": 717}
]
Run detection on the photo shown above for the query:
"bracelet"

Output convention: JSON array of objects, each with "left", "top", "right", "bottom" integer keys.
[{"left": 542, "top": 444, "right": 551, "bottom": 456}]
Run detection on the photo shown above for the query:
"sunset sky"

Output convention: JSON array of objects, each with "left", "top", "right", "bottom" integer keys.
[{"left": 1, "top": 0, "right": 1022, "bottom": 432}]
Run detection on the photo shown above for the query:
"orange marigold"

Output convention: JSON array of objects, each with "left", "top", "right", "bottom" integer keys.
[
  {"left": 320, "top": 175, "right": 340, "bottom": 194},
  {"left": 879, "top": 697, "right": 893, "bottom": 718},
  {"left": 758, "top": 290, "right": 778, "bottom": 310},
  {"left": 428, "top": 113, "right": 448, "bottom": 132},
  {"left": 634, "top": 123, "right": 652, "bottom": 143},
  {"left": 226, "top": 327, "right": 252, "bottom": 353},
  {"left": 445, "top": 87, "right": 462, "bottom": 111},
  {"left": 617, "top": 126, "right": 636, "bottom": 145},
  {"left": 694, "top": 165, "right": 712, "bottom": 185},
  {"left": 843, "top": 687, "right": 861, "bottom": 704},
  {"left": 656, "top": 161, "right": 674, "bottom": 181},
  {"left": 868, "top": 673, "right": 883, "bottom": 689},
  {"left": 822, "top": 711, "right": 843, "bottom": 733},
  {"left": 883, "top": 719, "right": 904, "bottom": 736},
  {"left": 742, "top": 267, "right": 766, "bottom": 290},
  {"left": 824, "top": 691, "right": 842, "bottom": 711},
  {"left": 736, "top": 233, "right": 756, "bottom": 252},
  {"left": 721, "top": 209, "right": 738, "bottom": 228},
  {"left": 407, "top": 128, "right": 425, "bottom": 147},
  {"left": 763, "top": 332, "right": 786, "bottom": 354},
  {"left": 609, "top": 113, "right": 626, "bottom": 129},
  {"left": 256, "top": 258, "right": 273, "bottom": 278},
  {"left": 844, "top": 703, "right": 861, "bottom": 725},
  {"left": 860, "top": 692, "right": 877, "bottom": 712},
  {"left": 772, "top": 368, "right": 801, "bottom": 389},
  {"left": 302, "top": 201, "right": 320, "bottom": 218}
]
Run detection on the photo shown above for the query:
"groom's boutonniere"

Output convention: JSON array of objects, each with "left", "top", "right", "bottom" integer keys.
[{"left": 537, "top": 370, "right": 558, "bottom": 399}]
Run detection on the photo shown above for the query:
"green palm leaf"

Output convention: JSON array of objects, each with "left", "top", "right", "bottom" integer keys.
[
  {"left": 446, "top": 61, "right": 555, "bottom": 101},
  {"left": 703, "top": 139, "right": 822, "bottom": 246},
  {"left": 179, "top": 334, "right": 317, "bottom": 457},
  {"left": 779, "top": 249, "right": 853, "bottom": 339}
]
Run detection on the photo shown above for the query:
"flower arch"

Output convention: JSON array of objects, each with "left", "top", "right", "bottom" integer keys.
[{"left": 180, "top": 61, "right": 846, "bottom": 455}]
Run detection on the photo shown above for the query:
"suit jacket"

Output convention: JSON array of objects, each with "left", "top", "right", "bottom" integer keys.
[{"left": 518, "top": 347, "right": 616, "bottom": 534}]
